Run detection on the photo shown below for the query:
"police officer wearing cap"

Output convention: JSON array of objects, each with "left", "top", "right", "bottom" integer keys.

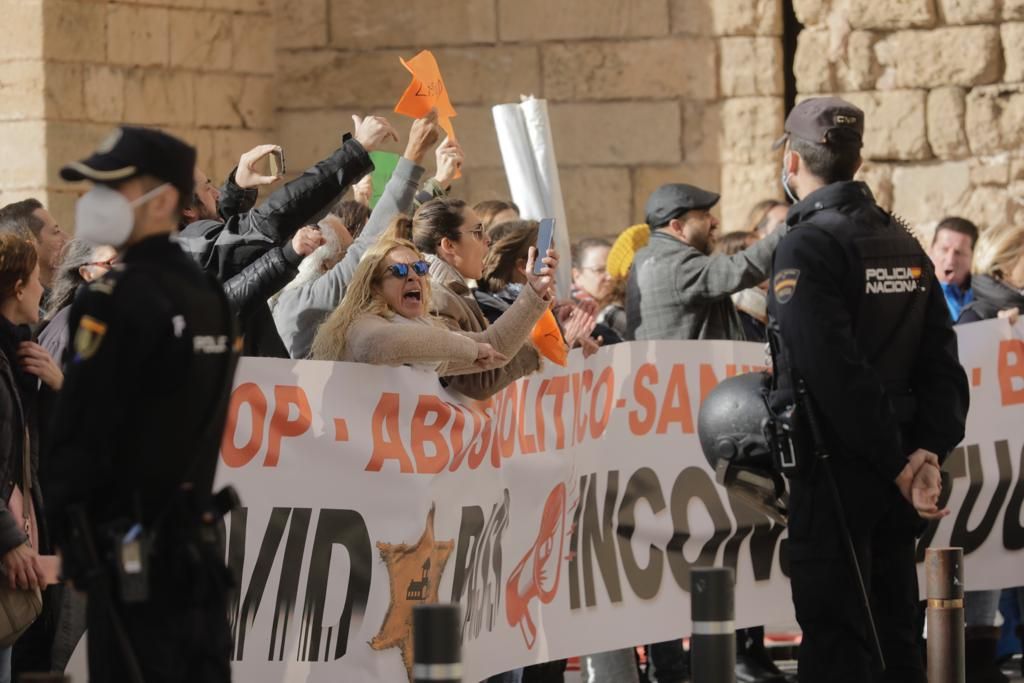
[
  {"left": 628, "top": 183, "right": 787, "bottom": 342},
  {"left": 767, "top": 97, "right": 969, "bottom": 681},
  {"left": 45, "top": 127, "right": 239, "bottom": 682}
]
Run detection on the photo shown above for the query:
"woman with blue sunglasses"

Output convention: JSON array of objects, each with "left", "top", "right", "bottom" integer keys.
[
  {"left": 309, "top": 237, "right": 554, "bottom": 381},
  {"left": 385, "top": 197, "right": 559, "bottom": 400}
]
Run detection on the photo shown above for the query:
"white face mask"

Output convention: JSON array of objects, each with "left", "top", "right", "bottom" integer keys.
[
  {"left": 74, "top": 183, "right": 169, "bottom": 248},
  {"left": 780, "top": 152, "right": 799, "bottom": 204}
]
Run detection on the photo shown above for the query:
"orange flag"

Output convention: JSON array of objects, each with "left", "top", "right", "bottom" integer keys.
[
  {"left": 530, "top": 309, "right": 568, "bottom": 367},
  {"left": 394, "top": 50, "right": 457, "bottom": 141}
]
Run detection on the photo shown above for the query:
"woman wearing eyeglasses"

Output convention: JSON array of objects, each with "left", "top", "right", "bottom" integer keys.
[
  {"left": 387, "top": 198, "right": 557, "bottom": 400},
  {"left": 309, "top": 238, "right": 553, "bottom": 377}
]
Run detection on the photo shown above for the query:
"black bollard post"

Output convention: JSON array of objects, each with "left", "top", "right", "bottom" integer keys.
[
  {"left": 413, "top": 603, "right": 462, "bottom": 683},
  {"left": 690, "top": 567, "right": 736, "bottom": 683},
  {"left": 926, "top": 547, "right": 965, "bottom": 683}
]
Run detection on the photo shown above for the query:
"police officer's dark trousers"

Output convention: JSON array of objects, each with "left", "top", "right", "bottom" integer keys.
[
  {"left": 788, "top": 456, "right": 925, "bottom": 683},
  {"left": 86, "top": 586, "right": 232, "bottom": 683}
]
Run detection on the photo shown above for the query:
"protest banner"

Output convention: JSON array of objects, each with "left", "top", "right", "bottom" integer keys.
[{"left": 212, "top": 318, "right": 1024, "bottom": 681}]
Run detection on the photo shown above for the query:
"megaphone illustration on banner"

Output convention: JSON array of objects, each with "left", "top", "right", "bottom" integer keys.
[{"left": 505, "top": 483, "right": 568, "bottom": 649}]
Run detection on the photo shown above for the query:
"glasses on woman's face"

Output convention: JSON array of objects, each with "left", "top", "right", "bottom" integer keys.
[{"left": 384, "top": 260, "right": 430, "bottom": 279}]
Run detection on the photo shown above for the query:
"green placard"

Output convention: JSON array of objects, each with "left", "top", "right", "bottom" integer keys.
[{"left": 368, "top": 151, "right": 401, "bottom": 209}]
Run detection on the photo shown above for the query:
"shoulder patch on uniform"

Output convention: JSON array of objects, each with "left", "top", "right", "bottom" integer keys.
[
  {"left": 73, "top": 315, "right": 107, "bottom": 362},
  {"left": 773, "top": 268, "right": 800, "bottom": 304}
]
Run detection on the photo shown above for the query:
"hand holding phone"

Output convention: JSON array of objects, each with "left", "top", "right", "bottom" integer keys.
[{"left": 533, "top": 218, "right": 555, "bottom": 275}]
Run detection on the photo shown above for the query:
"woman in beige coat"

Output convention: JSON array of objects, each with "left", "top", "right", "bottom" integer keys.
[
  {"left": 389, "top": 198, "right": 555, "bottom": 399},
  {"left": 309, "top": 237, "right": 555, "bottom": 384}
]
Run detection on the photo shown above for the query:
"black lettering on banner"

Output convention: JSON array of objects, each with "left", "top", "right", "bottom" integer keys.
[
  {"left": 568, "top": 472, "right": 622, "bottom": 608},
  {"left": 949, "top": 443, "right": 1012, "bottom": 555},
  {"left": 666, "top": 467, "right": 733, "bottom": 593},
  {"left": 451, "top": 493, "right": 511, "bottom": 640},
  {"left": 617, "top": 467, "right": 665, "bottom": 600},
  {"left": 298, "top": 509, "right": 372, "bottom": 662},
  {"left": 450, "top": 506, "right": 484, "bottom": 611},
  {"left": 1004, "top": 441, "right": 1024, "bottom": 550},
  {"left": 225, "top": 507, "right": 372, "bottom": 663},
  {"left": 271, "top": 508, "right": 311, "bottom": 660},
  {"left": 228, "top": 506, "right": 291, "bottom": 660},
  {"left": 723, "top": 492, "right": 786, "bottom": 582}
]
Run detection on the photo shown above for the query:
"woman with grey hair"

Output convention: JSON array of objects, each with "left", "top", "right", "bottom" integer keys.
[{"left": 37, "top": 240, "right": 117, "bottom": 363}]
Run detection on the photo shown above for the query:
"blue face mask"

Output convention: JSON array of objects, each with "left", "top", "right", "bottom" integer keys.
[{"left": 780, "top": 153, "right": 799, "bottom": 204}]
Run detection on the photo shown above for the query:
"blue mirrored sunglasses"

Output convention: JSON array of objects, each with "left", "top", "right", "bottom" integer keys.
[{"left": 385, "top": 260, "right": 430, "bottom": 279}]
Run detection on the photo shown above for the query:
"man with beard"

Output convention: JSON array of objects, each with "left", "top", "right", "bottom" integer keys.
[
  {"left": 628, "top": 183, "right": 786, "bottom": 342},
  {"left": 626, "top": 185, "right": 791, "bottom": 682}
]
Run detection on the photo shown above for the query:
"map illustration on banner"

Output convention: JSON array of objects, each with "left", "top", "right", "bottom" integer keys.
[{"left": 214, "top": 319, "right": 1024, "bottom": 682}]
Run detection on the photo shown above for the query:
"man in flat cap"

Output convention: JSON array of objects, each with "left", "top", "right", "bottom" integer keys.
[
  {"left": 626, "top": 184, "right": 792, "bottom": 682},
  {"left": 765, "top": 97, "right": 968, "bottom": 681},
  {"left": 47, "top": 126, "right": 239, "bottom": 682},
  {"left": 627, "top": 183, "right": 787, "bottom": 342}
]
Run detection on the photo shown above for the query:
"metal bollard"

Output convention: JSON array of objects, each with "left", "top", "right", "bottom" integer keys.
[
  {"left": 413, "top": 603, "right": 462, "bottom": 683},
  {"left": 691, "top": 567, "right": 736, "bottom": 683},
  {"left": 926, "top": 547, "right": 966, "bottom": 683}
]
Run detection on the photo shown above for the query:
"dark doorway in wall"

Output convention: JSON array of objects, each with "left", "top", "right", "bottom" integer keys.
[{"left": 782, "top": 0, "right": 802, "bottom": 114}]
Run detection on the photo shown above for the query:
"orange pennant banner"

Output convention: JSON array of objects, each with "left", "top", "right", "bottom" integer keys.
[
  {"left": 530, "top": 309, "right": 568, "bottom": 367},
  {"left": 395, "top": 50, "right": 457, "bottom": 141}
]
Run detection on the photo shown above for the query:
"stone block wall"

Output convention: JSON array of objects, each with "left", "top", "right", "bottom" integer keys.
[
  {"left": 273, "top": 0, "right": 758, "bottom": 238},
  {"left": 794, "top": 0, "right": 1024, "bottom": 237},
  {"left": 0, "top": 0, "right": 275, "bottom": 228}
]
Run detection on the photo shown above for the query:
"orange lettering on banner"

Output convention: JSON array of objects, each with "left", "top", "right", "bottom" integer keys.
[
  {"left": 630, "top": 364, "right": 658, "bottom": 436},
  {"left": 447, "top": 403, "right": 468, "bottom": 470},
  {"left": 534, "top": 379, "right": 550, "bottom": 453},
  {"left": 264, "top": 385, "right": 312, "bottom": 468},
  {"left": 572, "top": 370, "right": 593, "bottom": 444},
  {"left": 517, "top": 379, "right": 539, "bottom": 455},
  {"left": 367, "top": 393, "right": 414, "bottom": 473},
  {"left": 411, "top": 395, "right": 453, "bottom": 473},
  {"left": 221, "top": 383, "right": 267, "bottom": 468},
  {"left": 657, "top": 364, "right": 695, "bottom": 434},
  {"left": 998, "top": 339, "right": 1024, "bottom": 406},
  {"left": 466, "top": 400, "right": 494, "bottom": 470},
  {"left": 492, "top": 385, "right": 519, "bottom": 467},
  {"left": 548, "top": 376, "right": 571, "bottom": 450},
  {"left": 589, "top": 367, "right": 615, "bottom": 440}
]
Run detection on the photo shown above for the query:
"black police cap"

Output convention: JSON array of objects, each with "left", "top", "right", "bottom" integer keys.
[
  {"left": 772, "top": 96, "right": 865, "bottom": 150},
  {"left": 60, "top": 126, "right": 197, "bottom": 200},
  {"left": 644, "top": 183, "right": 720, "bottom": 229}
]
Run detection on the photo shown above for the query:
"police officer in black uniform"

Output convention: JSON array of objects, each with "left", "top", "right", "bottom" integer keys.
[
  {"left": 766, "top": 98, "right": 969, "bottom": 682},
  {"left": 45, "top": 127, "right": 239, "bottom": 682}
]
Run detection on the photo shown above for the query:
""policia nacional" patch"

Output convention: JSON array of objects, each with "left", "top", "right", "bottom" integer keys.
[{"left": 773, "top": 269, "right": 800, "bottom": 304}]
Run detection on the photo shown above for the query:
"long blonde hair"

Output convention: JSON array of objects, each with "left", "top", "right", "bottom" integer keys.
[
  {"left": 973, "top": 223, "right": 1024, "bottom": 281},
  {"left": 309, "top": 238, "right": 432, "bottom": 360}
]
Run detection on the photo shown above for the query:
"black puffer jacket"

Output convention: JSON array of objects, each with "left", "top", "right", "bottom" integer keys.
[
  {"left": 177, "top": 138, "right": 373, "bottom": 281},
  {"left": 958, "top": 274, "right": 1024, "bottom": 323}
]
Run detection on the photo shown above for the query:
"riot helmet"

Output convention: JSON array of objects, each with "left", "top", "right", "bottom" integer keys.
[{"left": 697, "top": 372, "right": 789, "bottom": 524}]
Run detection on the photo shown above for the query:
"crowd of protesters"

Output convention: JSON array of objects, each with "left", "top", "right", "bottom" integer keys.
[{"left": 0, "top": 104, "right": 1019, "bottom": 683}]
